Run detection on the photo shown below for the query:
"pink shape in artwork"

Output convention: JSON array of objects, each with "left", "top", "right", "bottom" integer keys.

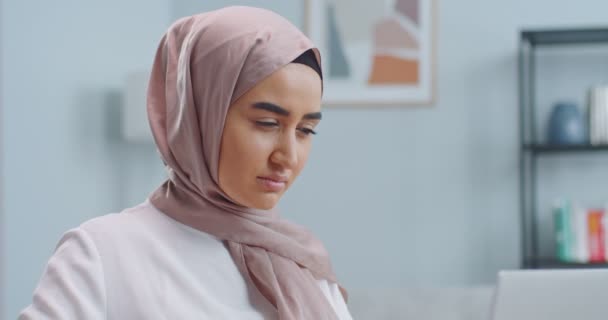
[
  {"left": 395, "top": 0, "right": 419, "bottom": 25},
  {"left": 373, "top": 17, "right": 419, "bottom": 50}
]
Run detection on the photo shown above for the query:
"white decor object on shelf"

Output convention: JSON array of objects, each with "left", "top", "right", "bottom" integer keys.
[
  {"left": 589, "top": 85, "right": 608, "bottom": 145},
  {"left": 123, "top": 70, "right": 153, "bottom": 143}
]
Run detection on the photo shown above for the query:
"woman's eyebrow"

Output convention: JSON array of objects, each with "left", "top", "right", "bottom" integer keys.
[
  {"left": 303, "top": 112, "right": 322, "bottom": 120},
  {"left": 252, "top": 102, "right": 322, "bottom": 120},
  {"left": 252, "top": 102, "right": 290, "bottom": 116}
]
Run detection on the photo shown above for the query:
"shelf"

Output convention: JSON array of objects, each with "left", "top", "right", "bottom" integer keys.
[
  {"left": 523, "top": 143, "right": 608, "bottom": 154},
  {"left": 518, "top": 27, "right": 608, "bottom": 275},
  {"left": 522, "top": 27, "right": 608, "bottom": 46},
  {"left": 526, "top": 258, "right": 608, "bottom": 269}
]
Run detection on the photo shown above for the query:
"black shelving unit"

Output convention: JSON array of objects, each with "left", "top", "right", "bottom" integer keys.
[
  {"left": 519, "top": 27, "right": 608, "bottom": 269},
  {"left": 532, "top": 258, "right": 608, "bottom": 269},
  {"left": 524, "top": 144, "right": 608, "bottom": 153}
]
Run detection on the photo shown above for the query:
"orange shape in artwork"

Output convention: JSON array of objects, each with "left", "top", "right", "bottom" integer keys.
[{"left": 368, "top": 55, "right": 419, "bottom": 84}]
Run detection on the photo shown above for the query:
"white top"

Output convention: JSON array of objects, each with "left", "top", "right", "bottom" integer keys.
[{"left": 19, "top": 201, "right": 353, "bottom": 319}]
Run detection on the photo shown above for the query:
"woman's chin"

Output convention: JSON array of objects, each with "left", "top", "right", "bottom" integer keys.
[{"left": 247, "top": 193, "right": 282, "bottom": 210}]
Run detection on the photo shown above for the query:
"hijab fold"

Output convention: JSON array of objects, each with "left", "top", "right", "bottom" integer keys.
[{"left": 146, "top": 6, "right": 345, "bottom": 319}]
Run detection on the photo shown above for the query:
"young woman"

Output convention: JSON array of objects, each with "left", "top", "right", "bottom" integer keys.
[{"left": 19, "top": 6, "right": 352, "bottom": 320}]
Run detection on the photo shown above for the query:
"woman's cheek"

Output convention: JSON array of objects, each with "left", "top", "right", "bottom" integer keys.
[{"left": 246, "top": 131, "right": 276, "bottom": 157}]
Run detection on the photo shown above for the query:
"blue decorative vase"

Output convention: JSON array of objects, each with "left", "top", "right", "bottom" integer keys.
[{"left": 547, "top": 102, "right": 587, "bottom": 145}]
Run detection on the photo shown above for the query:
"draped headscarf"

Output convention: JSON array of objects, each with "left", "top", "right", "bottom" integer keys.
[{"left": 146, "top": 6, "right": 345, "bottom": 320}]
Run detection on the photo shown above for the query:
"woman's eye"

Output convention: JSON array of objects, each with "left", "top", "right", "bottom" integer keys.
[
  {"left": 255, "top": 121, "right": 316, "bottom": 136},
  {"left": 298, "top": 127, "right": 317, "bottom": 136},
  {"left": 255, "top": 120, "right": 278, "bottom": 128}
]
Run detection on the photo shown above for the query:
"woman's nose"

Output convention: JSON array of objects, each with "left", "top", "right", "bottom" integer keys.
[{"left": 270, "top": 132, "right": 298, "bottom": 169}]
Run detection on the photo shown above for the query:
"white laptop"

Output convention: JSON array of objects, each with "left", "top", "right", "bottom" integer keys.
[{"left": 490, "top": 269, "right": 608, "bottom": 320}]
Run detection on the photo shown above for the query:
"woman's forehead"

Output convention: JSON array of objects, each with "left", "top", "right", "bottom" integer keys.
[{"left": 235, "top": 64, "right": 322, "bottom": 113}]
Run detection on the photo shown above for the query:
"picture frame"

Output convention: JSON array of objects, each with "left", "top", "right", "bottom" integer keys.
[{"left": 303, "top": 0, "right": 437, "bottom": 107}]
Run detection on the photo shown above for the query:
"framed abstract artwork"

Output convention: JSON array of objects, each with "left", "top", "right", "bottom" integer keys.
[{"left": 304, "top": 0, "right": 437, "bottom": 107}]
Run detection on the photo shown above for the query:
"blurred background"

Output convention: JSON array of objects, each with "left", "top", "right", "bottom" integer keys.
[{"left": 3, "top": 0, "right": 608, "bottom": 319}]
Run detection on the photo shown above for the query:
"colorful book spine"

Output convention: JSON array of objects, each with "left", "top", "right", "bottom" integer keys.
[
  {"left": 588, "top": 209, "right": 605, "bottom": 263},
  {"left": 573, "top": 205, "right": 589, "bottom": 263},
  {"left": 603, "top": 210, "right": 608, "bottom": 262},
  {"left": 553, "top": 200, "right": 573, "bottom": 261}
]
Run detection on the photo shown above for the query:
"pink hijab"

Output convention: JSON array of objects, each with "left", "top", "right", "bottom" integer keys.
[{"left": 146, "top": 6, "right": 345, "bottom": 319}]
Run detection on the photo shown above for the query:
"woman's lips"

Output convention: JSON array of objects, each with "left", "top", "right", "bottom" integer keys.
[{"left": 257, "top": 176, "right": 287, "bottom": 192}]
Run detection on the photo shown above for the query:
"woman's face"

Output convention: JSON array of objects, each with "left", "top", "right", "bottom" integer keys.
[{"left": 218, "top": 62, "right": 322, "bottom": 210}]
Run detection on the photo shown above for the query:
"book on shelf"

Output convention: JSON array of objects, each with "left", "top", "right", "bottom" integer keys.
[
  {"left": 553, "top": 200, "right": 607, "bottom": 263},
  {"left": 554, "top": 200, "right": 572, "bottom": 261},
  {"left": 588, "top": 209, "right": 606, "bottom": 262}
]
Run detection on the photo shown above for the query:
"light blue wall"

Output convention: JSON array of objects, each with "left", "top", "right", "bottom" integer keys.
[
  {"left": 1, "top": 0, "right": 170, "bottom": 318},
  {"left": 3, "top": 0, "right": 608, "bottom": 318}
]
